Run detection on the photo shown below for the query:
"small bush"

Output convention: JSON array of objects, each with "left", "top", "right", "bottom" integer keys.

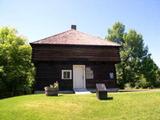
[{"left": 135, "top": 75, "right": 149, "bottom": 88}]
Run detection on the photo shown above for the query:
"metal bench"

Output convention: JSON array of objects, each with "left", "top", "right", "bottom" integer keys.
[{"left": 96, "top": 83, "right": 107, "bottom": 100}]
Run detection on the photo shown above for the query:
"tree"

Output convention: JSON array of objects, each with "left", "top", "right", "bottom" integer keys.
[
  {"left": 106, "top": 22, "right": 129, "bottom": 88},
  {"left": 0, "top": 27, "right": 34, "bottom": 98},
  {"left": 122, "top": 30, "right": 149, "bottom": 87},
  {"left": 106, "top": 22, "right": 125, "bottom": 44},
  {"left": 141, "top": 55, "right": 160, "bottom": 88},
  {"left": 106, "top": 22, "right": 160, "bottom": 88}
]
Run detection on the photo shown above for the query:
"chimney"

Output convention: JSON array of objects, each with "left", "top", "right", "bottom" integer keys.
[{"left": 71, "top": 25, "right": 76, "bottom": 30}]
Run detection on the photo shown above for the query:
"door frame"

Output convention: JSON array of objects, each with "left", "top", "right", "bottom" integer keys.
[{"left": 73, "top": 65, "right": 86, "bottom": 89}]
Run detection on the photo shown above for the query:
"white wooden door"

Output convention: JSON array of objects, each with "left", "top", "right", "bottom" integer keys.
[{"left": 73, "top": 65, "right": 85, "bottom": 89}]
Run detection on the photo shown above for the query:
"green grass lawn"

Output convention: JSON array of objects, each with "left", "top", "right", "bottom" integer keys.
[{"left": 0, "top": 91, "right": 160, "bottom": 120}]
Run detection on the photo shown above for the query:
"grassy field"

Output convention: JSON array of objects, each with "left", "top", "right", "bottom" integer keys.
[{"left": 0, "top": 91, "right": 160, "bottom": 120}]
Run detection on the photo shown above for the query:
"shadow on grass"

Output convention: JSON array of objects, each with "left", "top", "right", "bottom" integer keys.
[
  {"left": 107, "top": 96, "right": 113, "bottom": 100},
  {"left": 44, "top": 94, "right": 63, "bottom": 97},
  {"left": 98, "top": 96, "right": 113, "bottom": 101}
]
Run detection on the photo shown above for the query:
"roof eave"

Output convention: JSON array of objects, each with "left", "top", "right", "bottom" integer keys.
[{"left": 30, "top": 43, "right": 121, "bottom": 47}]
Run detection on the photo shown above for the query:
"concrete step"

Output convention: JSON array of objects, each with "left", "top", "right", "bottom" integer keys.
[{"left": 73, "top": 88, "right": 91, "bottom": 94}]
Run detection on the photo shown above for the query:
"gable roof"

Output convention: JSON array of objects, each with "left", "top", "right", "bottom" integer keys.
[{"left": 31, "top": 29, "right": 120, "bottom": 47}]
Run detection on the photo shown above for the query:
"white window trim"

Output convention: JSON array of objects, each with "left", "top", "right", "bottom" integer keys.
[{"left": 61, "top": 70, "right": 72, "bottom": 79}]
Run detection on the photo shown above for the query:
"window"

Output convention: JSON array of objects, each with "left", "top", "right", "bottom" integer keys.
[
  {"left": 85, "top": 67, "right": 94, "bottom": 79},
  {"left": 61, "top": 70, "right": 72, "bottom": 79},
  {"left": 109, "top": 72, "right": 114, "bottom": 79}
]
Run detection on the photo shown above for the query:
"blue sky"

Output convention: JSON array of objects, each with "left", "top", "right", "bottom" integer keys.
[{"left": 0, "top": 0, "right": 160, "bottom": 67}]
